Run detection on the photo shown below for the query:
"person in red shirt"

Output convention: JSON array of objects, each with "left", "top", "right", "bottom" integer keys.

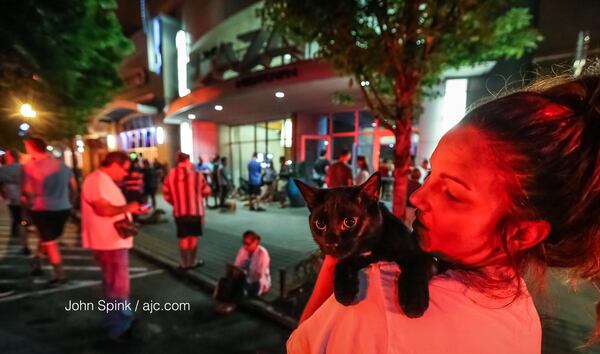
[
  {"left": 163, "top": 153, "right": 211, "bottom": 270},
  {"left": 325, "top": 149, "right": 353, "bottom": 188}
]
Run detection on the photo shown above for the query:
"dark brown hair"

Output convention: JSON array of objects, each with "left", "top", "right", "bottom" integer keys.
[
  {"left": 460, "top": 74, "right": 600, "bottom": 341},
  {"left": 243, "top": 230, "right": 261, "bottom": 242},
  {"left": 100, "top": 151, "right": 130, "bottom": 168},
  {"left": 23, "top": 136, "right": 47, "bottom": 153},
  {"left": 177, "top": 152, "right": 190, "bottom": 163}
]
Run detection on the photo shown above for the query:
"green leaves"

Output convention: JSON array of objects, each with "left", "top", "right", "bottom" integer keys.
[
  {"left": 0, "top": 0, "right": 133, "bottom": 144},
  {"left": 262, "top": 0, "right": 541, "bottom": 122}
]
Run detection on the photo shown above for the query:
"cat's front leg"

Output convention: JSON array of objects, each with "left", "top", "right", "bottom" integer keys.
[
  {"left": 333, "top": 257, "right": 362, "bottom": 306},
  {"left": 396, "top": 254, "right": 436, "bottom": 318}
]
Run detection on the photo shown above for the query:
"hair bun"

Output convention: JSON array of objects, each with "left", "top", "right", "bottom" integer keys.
[{"left": 543, "top": 76, "right": 600, "bottom": 123}]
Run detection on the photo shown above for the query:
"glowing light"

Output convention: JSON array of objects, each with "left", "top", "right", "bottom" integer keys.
[
  {"left": 156, "top": 126, "right": 165, "bottom": 144},
  {"left": 283, "top": 54, "right": 291, "bottom": 61},
  {"left": 323, "top": 140, "right": 329, "bottom": 146},
  {"left": 260, "top": 162, "right": 268, "bottom": 168},
  {"left": 0, "top": 150, "right": 5, "bottom": 156},
  {"left": 275, "top": 91, "right": 285, "bottom": 98},
  {"left": 176, "top": 30, "right": 191, "bottom": 97},
  {"left": 107, "top": 134, "right": 116, "bottom": 150},
  {"left": 20, "top": 104, "right": 36, "bottom": 118},
  {"left": 188, "top": 114, "right": 196, "bottom": 119},
  {"left": 19, "top": 123, "right": 30, "bottom": 131},
  {"left": 285, "top": 160, "right": 293, "bottom": 166},
  {"left": 180, "top": 122, "right": 194, "bottom": 162},
  {"left": 266, "top": 153, "right": 274, "bottom": 160},
  {"left": 283, "top": 119, "right": 293, "bottom": 148},
  {"left": 360, "top": 80, "right": 370, "bottom": 87},
  {"left": 257, "top": 153, "right": 265, "bottom": 163},
  {"left": 76, "top": 140, "right": 84, "bottom": 147},
  {"left": 77, "top": 146, "right": 85, "bottom": 153},
  {"left": 46, "top": 146, "right": 54, "bottom": 151},
  {"left": 214, "top": 105, "right": 223, "bottom": 111},
  {"left": 439, "top": 79, "right": 468, "bottom": 136},
  {"left": 371, "top": 122, "right": 377, "bottom": 127}
]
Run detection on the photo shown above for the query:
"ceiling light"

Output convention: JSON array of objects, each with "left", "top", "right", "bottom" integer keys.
[
  {"left": 214, "top": 105, "right": 223, "bottom": 111},
  {"left": 275, "top": 91, "right": 285, "bottom": 98},
  {"left": 188, "top": 114, "right": 196, "bottom": 119}
]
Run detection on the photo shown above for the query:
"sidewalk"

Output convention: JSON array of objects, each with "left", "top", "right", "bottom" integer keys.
[{"left": 133, "top": 196, "right": 316, "bottom": 327}]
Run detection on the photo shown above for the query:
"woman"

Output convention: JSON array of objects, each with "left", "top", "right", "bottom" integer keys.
[
  {"left": 288, "top": 75, "right": 600, "bottom": 353},
  {"left": 354, "top": 155, "right": 371, "bottom": 185},
  {"left": 215, "top": 230, "right": 271, "bottom": 313},
  {"left": 163, "top": 152, "right": 211, "bottom": 270}
]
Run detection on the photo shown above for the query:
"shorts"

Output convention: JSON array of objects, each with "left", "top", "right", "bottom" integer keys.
[
  {"left": 29, "top": 209, "right": 71, "bottom": 242},
  {"left": 175, "top": 216, "right": 203, "bottom": 238},
  {"left": 248, "top": 184, "right": 261, "bottom": 196}
]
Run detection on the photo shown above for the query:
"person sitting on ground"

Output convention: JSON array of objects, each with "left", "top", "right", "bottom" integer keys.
[{"left": 214, "top": 230, "right": 271, "bottom": 313}]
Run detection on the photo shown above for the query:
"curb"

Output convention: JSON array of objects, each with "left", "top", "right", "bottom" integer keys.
[{"left": 131, "top": 244, "right": 299, "bottom": 330}]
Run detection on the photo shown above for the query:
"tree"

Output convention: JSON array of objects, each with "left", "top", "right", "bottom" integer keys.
[
  {"left": 262, "top": 0, "right": 541, "bottom": 217},
  {"left": 0, "top": 0, "right": 132, "bottom": 153}
]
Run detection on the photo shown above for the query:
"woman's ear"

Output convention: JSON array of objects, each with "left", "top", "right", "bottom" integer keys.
[{"left": 507, "top": 220, "right": 551, "bottom": 253}]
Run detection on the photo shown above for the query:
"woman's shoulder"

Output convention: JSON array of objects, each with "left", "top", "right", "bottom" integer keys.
[{"left": 288, "top": 262, "right": 541, "bottom": 354}]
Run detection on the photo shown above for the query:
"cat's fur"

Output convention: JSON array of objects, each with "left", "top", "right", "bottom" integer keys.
[{"left": 295, "top": 172, "right": 436, "bottom": 318}]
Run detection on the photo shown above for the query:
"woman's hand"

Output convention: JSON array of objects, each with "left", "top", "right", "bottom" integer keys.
[{"left": 299, "top": 254, "right": 338, "bottom": 324}]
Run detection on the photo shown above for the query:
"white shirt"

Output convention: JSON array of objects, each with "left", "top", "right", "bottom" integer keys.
[
  {"left": 287, "top": 262, "right": 541, "bottom": 354},
  {"left": 81, "top": 170, "right": 133, "bottom": 250},
  {"left": 234, "top": 245, "right": 271, "bottom": 295}
]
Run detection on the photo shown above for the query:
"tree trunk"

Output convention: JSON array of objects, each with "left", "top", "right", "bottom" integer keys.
[{"left": 391, "top": 108, "right": 413, "bottom": 218}]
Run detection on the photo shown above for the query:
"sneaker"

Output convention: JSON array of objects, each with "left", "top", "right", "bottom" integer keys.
[
  {"left": 30, "top": 267, "right": 43, "bottom": 277},
  {"left": 46, "top": 278, "right": 68, "bottom": 287},
  {"left": 255, "top": 207, "right": 266, "bottom": 212},
  {"left": 215, "top": 302, "right": 237, "bottom": 314},
  {"left": 188, "top": 259, "right": 205, "bottom": 269}
]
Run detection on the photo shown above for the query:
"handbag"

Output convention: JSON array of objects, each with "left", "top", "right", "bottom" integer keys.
[{"left": 113, "top": 215, "right": 138, "bottom": 239}]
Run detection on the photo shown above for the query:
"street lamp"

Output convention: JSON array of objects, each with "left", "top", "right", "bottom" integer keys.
[{"left": 20, "top": 103, "right": 37, "bottom": 118}]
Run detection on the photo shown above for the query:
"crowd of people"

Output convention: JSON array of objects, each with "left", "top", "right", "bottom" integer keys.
[{"left": 0, "top": 142, "right": 273, "bottom": 341}]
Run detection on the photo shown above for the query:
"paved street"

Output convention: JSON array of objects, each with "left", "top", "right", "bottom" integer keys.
[{"left": 0, "top": 207, "right": 289, "bottom": 354}]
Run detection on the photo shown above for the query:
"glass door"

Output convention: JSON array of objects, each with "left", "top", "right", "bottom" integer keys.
[{"left": 301, "top": 135, "right": 331, "bottom": 184}]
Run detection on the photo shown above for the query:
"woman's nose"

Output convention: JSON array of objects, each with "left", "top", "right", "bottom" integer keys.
[{"left": 409, "top": 182, "right": 429, "bottom": 212}]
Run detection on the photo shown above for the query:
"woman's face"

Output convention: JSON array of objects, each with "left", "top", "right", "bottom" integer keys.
[{"left": 409, "top": 125, "right": 510, "bottom": 266}]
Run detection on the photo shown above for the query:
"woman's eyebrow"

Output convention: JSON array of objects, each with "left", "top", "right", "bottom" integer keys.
[{"left": 440, "top": 173, "right": 471, "bottom": 191}]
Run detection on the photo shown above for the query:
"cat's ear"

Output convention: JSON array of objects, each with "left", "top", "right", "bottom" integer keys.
[
  {"left": 294, "top": 179, "right": 319, "bottom": 210},
  {"left": 359, "top": 172, "right": 381, "bottom": 201}
]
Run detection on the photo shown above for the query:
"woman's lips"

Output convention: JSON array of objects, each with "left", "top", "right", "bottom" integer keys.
[{"left": 413, "top": 211, "right": 429, "bottom": 232}]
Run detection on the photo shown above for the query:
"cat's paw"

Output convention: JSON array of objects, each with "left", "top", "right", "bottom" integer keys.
[
  {"left": 334, "top": 284, "right": 358, "bottom": 306},
  {"left": 398, "top": 280, "right": 429, "bottom": 318},
  {"left": 334, "top": 271, "right": 359, "bottom": 306}
]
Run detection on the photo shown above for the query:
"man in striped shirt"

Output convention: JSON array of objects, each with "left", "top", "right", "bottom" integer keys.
[{"left": 163, "top": 153, "right": 212, "bottom": 270}]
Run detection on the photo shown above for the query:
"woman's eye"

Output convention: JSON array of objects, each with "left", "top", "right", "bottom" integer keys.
[
  {"left": 315, "top": 219, "right": 326, "bottom": 230},
  {"left": 342, "top": 217, "right": 357, "bottom": 229},
  {"left": 445, "top": 191, "right": 459, "bottom": 202}
]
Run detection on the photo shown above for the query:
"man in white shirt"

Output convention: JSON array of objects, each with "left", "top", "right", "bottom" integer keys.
[{"left": 81, "top": 151, "right": 144, "bottom": 340}]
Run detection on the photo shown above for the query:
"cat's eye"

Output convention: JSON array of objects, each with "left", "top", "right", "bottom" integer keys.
[
  {"left": 314, "top": 219, "right": 327, "bottom": 231},
  {"left": 342, "top": 217, "right": 357, "bottom": 229}
]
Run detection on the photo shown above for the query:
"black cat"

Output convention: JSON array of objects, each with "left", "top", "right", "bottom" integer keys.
[{"left": 295, "top": 172, "right": 437, "bottom": 318}]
